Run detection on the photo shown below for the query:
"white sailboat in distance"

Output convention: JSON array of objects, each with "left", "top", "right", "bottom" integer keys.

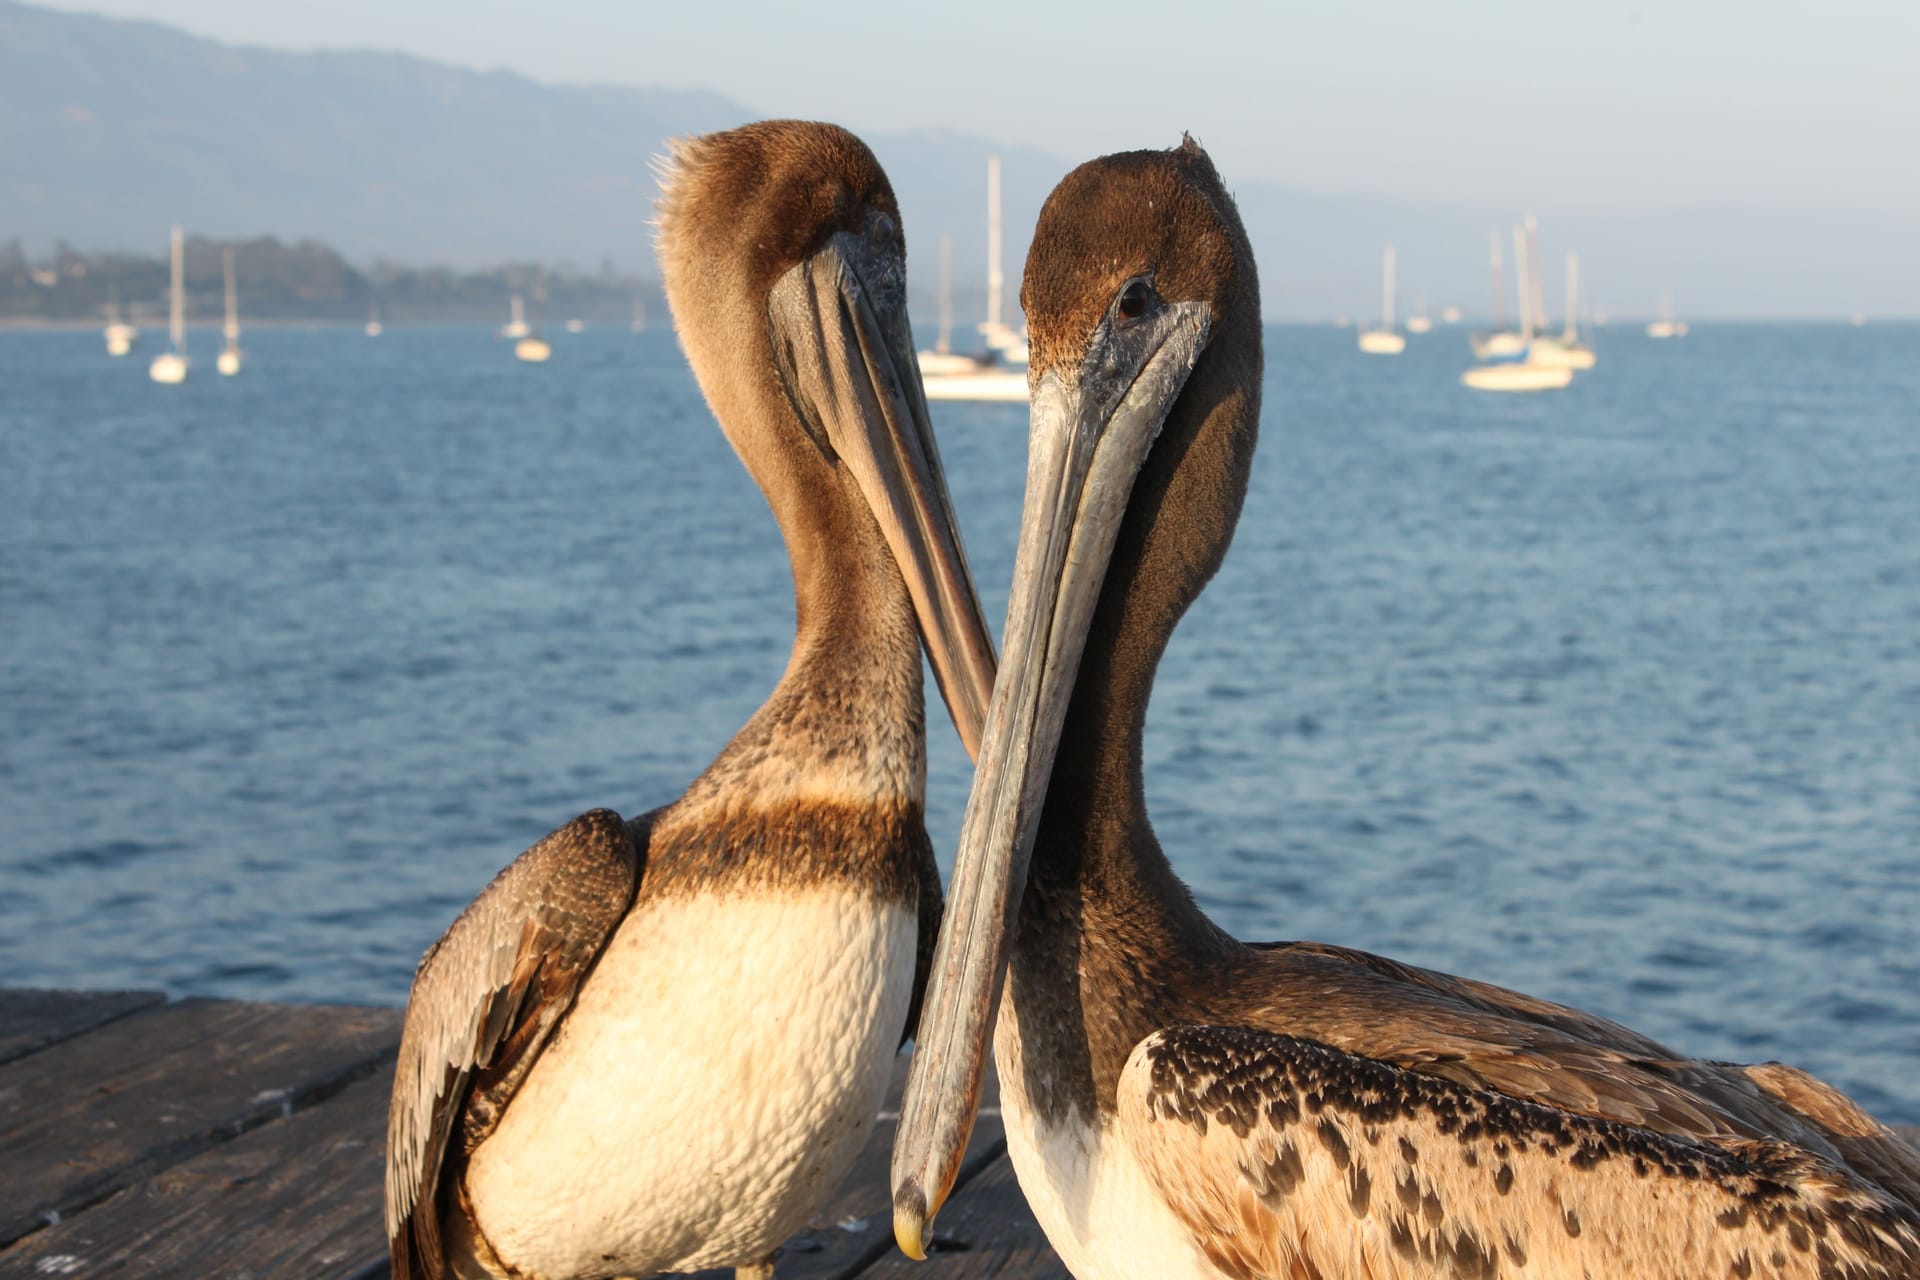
[
  {"left": 501, "top": 293, "right": 530, "bottom": 340},
  {"left": 1357, "top": 245, "right": 1406, "bottom": 354},
  {"left": 919, "top": 154, "right": 1029, "bottom": 402},
  {"left": 216, "top": 247, "right": 244, "bottom": 376},
  {"left": 1470, "top": 231, "right": 1527, "bottom": 361},
  {"left": 1406, "top": 294, "right": 1433, "bottom": 334},
  {"left": 916, "top": 234, "right": 975, "bottom": 376},
  {"left": 1526, "top": 251, "right": 1596, "bottom": 369},
  {"left": 1647, "top": 291, "right": 1689, "bottom": 338},
  {"left": 514, "top": 274, "right": 551, "bottom": 362},
  {"left": 1461, "top": 225, "right": 1573, "bottom": 391},
  {"left": 148, "top": 226, "right": 190, "bottom": 384},
  {"left": 104, "top": 283, "right": 139, "bottom": 356},
  {"left": 365, "top": 304, "right": 383, "bottom": 337}
]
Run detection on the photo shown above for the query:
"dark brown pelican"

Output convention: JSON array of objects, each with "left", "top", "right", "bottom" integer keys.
[
  {"left": 890, "top": 137, "right": 1920, "bottom": 1279},
  {"left": 385, "top": 120, "right": 997, "bottom": 1280}
]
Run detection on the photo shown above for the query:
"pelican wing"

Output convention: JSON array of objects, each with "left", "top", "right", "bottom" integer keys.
[
  {"left": 1119, "top": 1024, "right": 1920, "bottom": 1280},
  {"left": 386, "top": 808, "right": 642, "bottom": 1279},
  {"left": 1259, "top": 941, "right": 1920, "bottom": 1199}
]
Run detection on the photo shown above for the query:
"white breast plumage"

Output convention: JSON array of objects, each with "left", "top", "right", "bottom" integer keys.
[
  {"left": 994, "top": 1018, "right": 1219, "bottom": 1280},
  {"left": 464, "top": 888, "right": 916, "bottom": 1278}
]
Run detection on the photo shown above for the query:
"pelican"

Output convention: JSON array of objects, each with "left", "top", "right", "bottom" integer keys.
[
  {"left": 891, "top": 138, "right": 1920, "bottom": 1279},
  {"left": 386, "top": 120, "right": 997, "bottom": 1280}
]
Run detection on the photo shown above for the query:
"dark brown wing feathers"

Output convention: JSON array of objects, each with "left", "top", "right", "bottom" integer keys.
[{"left": 386, "top": 808, "right": 644, "bottom": 1280}]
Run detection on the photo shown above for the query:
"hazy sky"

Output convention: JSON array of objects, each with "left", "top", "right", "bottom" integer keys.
[{"left": 36, "top": 0, "right": 1920, "bottom": 217}]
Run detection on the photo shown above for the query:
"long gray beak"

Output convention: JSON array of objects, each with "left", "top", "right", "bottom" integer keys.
[
  {"left": 889, "top": 298, "right": 1211, "bottom": 1256},
  {"left": 767, "top": 227, "right": 997, "bottom": 759}
]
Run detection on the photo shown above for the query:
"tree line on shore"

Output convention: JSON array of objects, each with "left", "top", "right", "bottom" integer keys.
[{"left": 0, "top": 236, "right": 658, "bottom": 325}]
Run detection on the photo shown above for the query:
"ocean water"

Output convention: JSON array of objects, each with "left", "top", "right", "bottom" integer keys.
[{"left": 3, "top": 322, "right": 1916, "bottom": 1125}]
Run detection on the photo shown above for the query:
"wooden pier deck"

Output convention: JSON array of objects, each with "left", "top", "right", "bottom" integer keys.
[{"left": 0, "top": 989, "right": 1062, "bottom": 1280}]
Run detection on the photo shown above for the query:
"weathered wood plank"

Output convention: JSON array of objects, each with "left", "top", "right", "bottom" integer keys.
[
  {"left": 0, "top": 1071, "right": 392, "bottom": 1280},
  {"left": 0, "top": 998, "right": 401, "bottom": 1248},
  {"left": 770, "top": 1061, "right": 1009, "bottom": 1280},
  {"left": 0, "top": 989, "right": 166, "bottom": 1067},
  {"left": 853, "top": 1156, "right": 1063, "bottom": 1280}
]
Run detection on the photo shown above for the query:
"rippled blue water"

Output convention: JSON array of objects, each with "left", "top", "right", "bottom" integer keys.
[{"left": 3, "top": 322, "right": 1916, "bottom": 1123}]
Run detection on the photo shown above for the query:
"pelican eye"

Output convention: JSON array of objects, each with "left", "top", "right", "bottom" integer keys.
[
  {"left": 1117, "top": 278, "right": 1152, "bottom": 322},
  {"left": 868, "top": 212, "right": 898, "bottom": 254}
]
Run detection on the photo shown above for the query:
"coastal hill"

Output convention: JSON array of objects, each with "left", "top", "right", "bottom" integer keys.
[
  {"left": 3, "top": 0, "right": 1915, "bottom": 319},
  {"left": 0, "top": 235, "right": 650, "bottom": 325}
]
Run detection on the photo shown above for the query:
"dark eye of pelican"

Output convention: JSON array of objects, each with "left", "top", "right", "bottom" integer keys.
[
  {"left": 1117, "top": 278, "right": 1151, "bottom": 321},
  {"left": 869, "top": 212, "right": 897, "bottom": 253}
]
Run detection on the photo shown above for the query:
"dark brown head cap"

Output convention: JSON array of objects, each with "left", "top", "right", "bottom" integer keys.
[
  {"left": 654, "top": 120, "right": 908, "bottom": 515},
  {"left": 657, "top": 120, "right": 902, "bottom": 304},
  {"left": 1020, "top": 134, "right": 1256, "bottom": 378}
]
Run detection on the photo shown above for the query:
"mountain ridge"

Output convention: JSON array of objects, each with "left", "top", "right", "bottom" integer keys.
[{"left": 4, "top": 0, "right": 1914, "bottom": 319}]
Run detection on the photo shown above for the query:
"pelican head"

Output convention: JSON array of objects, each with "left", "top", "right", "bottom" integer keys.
[
  {"left": 890, "top": 135, "right": 1263, "bottom": 1255},
  {"left": 657, "top": 120, "right": 996, "bottom": 756}
]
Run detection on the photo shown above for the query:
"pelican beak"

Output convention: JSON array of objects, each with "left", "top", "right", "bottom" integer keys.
[
  {"left": 889, "top": 298, "right": 1212, "bottom": 1254},
  {"left": 767, "top": 222, "right": 998, "bottom": 758}
]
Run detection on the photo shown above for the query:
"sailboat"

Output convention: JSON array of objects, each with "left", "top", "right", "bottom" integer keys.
[
  {"left": 501, "top": 294, "right": 531, "bottom": 340},
  {"left": 1406, "top": 294, "right": 1433, "bottom": 334},
  {"left": 103, "top": 283, "right": 139, "bottom": 356},
  {"left": 916, "top": 234, "right": 976, "bottom": 376},
  {"left": 1470, "top": 231, "right": 1527, "bottom": 361},
  {"left": 1356, "top": 244, "right": 1406, "bottom": 354},
  {"left": 631, "top": 296, "right": 647, "bottom": 334},
  {"left": 919, "top": 154, "right": 1029, "bottom": 402},
  {"left": 148, "top": 226, "right": 190, "bottom": 385},
  {"left": 975, "top": 153, "right": 1027, "bottom": 366},
  {"left": 513, "top": 273, "right": 551, "bottom": 362},
  {"left": 216, "top": 248, "right": 244, "bottom": 376},
  {"left": 1526, "top": 251, "right": 1597, "bottom": 369},
  {"left": 365, "top": 304, "right": 383, "bottom": 337},
  {"left": 1461, "top": 225, "right": 1573, "bottom": 391},
  {"left": 1647, "top": 291, "right": 1688, "bottom": 338}
]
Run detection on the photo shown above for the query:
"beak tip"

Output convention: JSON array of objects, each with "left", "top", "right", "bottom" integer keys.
[{"left": 893, "top": 1180, "right": 931, "bottom": 1261}]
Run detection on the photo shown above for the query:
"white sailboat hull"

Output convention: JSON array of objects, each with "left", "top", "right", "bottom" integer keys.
[
  {"left": 1470, "top": 331, "right": 1529, "bottom": 360},
  {"left": 105, "top": 323, "right": 138, "bottom": 356},
  {"left": 1527, "top": 339, "right": 1597, "bottom": 369},
  {"left": 1357, "top": 329, "right": 1406, "bottom": 355},
  {"left": 916, "top": 350, "right": 991, "bottom": 377},
  {"left": 149, "top": 352, "right": 189, "bottom": 384},
  {"left": 515, "top": 336, "right": 552, "bottom": 363},
  {"left": 1461, "top": 363, "right": 1573, "bottom": 391},
  {"left": 921, "top": 370, "right": 1029, "bottom": 402},
  {"left": 217, "top": 348, "right": 243, "bottom": 376}
]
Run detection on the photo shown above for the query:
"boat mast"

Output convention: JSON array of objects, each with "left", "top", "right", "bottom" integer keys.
[
  {"left": 222, "top": 247, "right": 239, "bottom": 346},
  {"left": 937, "top": 233, "right": 954, "bottom": 355},
  {"left": 1489, "top": 233, "right": 1506, "bottom": 330},
  {"left": 1382, "top": 244, "right": 1396, "bottom": 330},
  {"left": 1564, "top": 252, "right": 1580, "bottom": 342},
  {"left": 984, "top": 153, "right": 1003, "bottom": 334},
  {"left": 169, "top": 225, "right": 185, "bottom": 352},
  {"left": 1525, "top": 215, "right": 1547, "bottom": 339},
  {"left": 1513, "top": 227, "right": 1534, "bottom": 341}
]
